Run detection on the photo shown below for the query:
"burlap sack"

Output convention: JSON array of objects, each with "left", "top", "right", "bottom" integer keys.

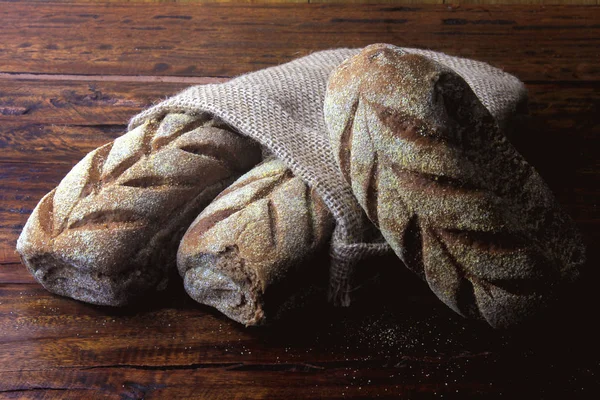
[{"left": 129, "top": 45, "right": 527, "bottom": 305}]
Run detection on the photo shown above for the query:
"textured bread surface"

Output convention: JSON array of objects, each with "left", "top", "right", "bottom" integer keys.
[
  {"left": 16, "top": 114, "right": 262, "bottom": 306},
  {"left": 178, "top": 158, "right": 334, "bottom": 326},
  {"left": 324, "top": 44, "right": 585, "bottom": 328}
]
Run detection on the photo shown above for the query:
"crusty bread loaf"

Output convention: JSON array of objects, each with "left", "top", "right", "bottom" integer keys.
[
  {"left": 16, "top": 114, "right": 262, "bottom": 306},
  {"left": 177, "top": 158, "right": 334, "bottom": 326},
  {"left": 324, "top": 44, "right": 585, "bottom": 328}
]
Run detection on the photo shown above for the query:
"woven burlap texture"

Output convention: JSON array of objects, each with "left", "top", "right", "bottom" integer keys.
[{"left": 129, "top": 45, "right": 527, "bottom": 305}]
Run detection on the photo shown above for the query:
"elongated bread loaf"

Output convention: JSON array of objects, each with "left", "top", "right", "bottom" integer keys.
[
  {"left": 324, "top": 44, "right": 585, "bottom": 328},
  {"left": 177, "top": 158, "right": 334, "bottom": 326},
  {"left": 17, "top": 114, "right": 262, "bottom": 306}
]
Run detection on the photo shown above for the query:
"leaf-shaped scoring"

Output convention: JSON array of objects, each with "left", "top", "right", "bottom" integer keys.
[
  {"left": 325, "top": 50, "right": 584, "bottom": 328},
  {"left": 18, "top": 113, "right": 262, "bottom": 306},
  {"left": 54, "top": 115, "right": 258, "bottom": 237},
  {"left": 178, "top": 159, "right": 334, "bottom": 325}
]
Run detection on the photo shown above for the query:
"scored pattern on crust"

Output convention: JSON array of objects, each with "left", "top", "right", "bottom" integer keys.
[
  {"left": 178, "top": 159, "right": 335, "bottom": 324},
  {"left": 185, "top": 164, "right": 295, "bottom": 238},
  {"left": 327, "top": 54, "right": 585, "bottom": 327},
  {"left": 184, "top": 160, "right": 330, "bottom": 250},
  {"left": 18, "top": 113, "right": 262, "bottom": 305},
  {"left": 354, "top": 97, "right": 569, "bottom": 326},
  {"left": 49, "top": 115, "right": 255, "bottom": 238}
]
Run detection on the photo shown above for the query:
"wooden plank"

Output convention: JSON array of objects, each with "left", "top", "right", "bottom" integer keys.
[
  {"left": 0, "top": 271, "right": 486, "bottom": 371},
  {"left": 2, "top": 252, "right": 598, "bottom": 396},
  {"left": 313, "top": 0, "right": 443, "bottom": 4},
  {"left": 0, "top": 76, "right": 223, "bottom": 125},
  {"left": 4, "top": 0, "right": 597, "bottom": 4},
  {"left": 0, "top": 123, "right": 123, "bottom": 164},
  {"left": 0, "top": 263, "right": 35, "bottom": 284},
  {"left": 0, "top": 366, "right": 517, "bottom": 399},
  {"left": 0, "top": 3, "right": 598, "bottom": 81},
  {"left": 451, "top": 0, "right": 597, "bottom": 4},
  {"left": 0, "top": 365, "right": 595, "bottom": 399},
  {"left": 0, "top": 277, "right": 598, "bottom": 397},
  {"left": 0, "top": 364, "right": 560, "bottom": 399}
]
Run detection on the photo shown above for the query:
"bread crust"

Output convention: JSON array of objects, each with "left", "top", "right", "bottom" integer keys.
[
  {"left": 324, "top": 44, "right": 585, "bottom": 328},
  {"left": 177, "top": 158, "right": 334, "bottom": 326},
  {"left": 17, "top": 114, "right": 261, "bottom": 306}
]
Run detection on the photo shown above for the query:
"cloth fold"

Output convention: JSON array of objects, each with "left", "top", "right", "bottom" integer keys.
[{"left": 129, "top": 45, "right": 527, "bottom": 305}]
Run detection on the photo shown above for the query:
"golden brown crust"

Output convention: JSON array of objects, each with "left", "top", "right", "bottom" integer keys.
[
  {"left": 16, "top": 114, "right": 262, "bottom": 306},
  {"left": 177, "top": 159, "right": 334, "bottom": 326},
  {"left": 325, "top": 44, "right": 585, "bottom": 328}
]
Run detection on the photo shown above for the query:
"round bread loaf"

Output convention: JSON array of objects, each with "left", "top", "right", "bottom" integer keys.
[{"left": 324, "top": 44, "right": 585, "bottom": 328}]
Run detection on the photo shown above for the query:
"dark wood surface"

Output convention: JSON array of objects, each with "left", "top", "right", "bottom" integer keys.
[{"left": 1, "top": 2, "right": 599, "bottom": 398}]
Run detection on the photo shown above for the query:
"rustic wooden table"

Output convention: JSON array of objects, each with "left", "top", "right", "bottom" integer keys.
[{"left": 1, "top": 2, "right": 599, "bottom": 398}]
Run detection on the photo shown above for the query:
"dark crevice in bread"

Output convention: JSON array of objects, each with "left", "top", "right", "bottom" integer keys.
[
  {"left": 485, "top": 277, "right": 551, "bottom": 297},
  {"left": 265, "top": 198, "right": 278, "bottom": 247},
  {"left": 427, "top": 226, "right": 482, "bottom": 318},
  {"left": 206, "top": 174, "right": 298, "bottom": 234},
  {"left": 142, "top": 120, "right": 158, "bottom": 155},
  {"left": 365, "top": 153, "right": 380, "bottom": 226},
  {"left": 151, "top": 114, "right": 209, "bottom": 151},
  {"left": 139, "top": 177, "right": 235, "bottom": 271},
  {"left": 454, "top": 275, "right": 479, "bottom": 320},
  {"left": 185, "top": 208, "right": 240, "bottom": 241},
  {"left": 101, "top": 151, "right": 144, "bottom": 184},
  {"left": 179, "top": 142, "right": 243, "bottom": 172},
  {"left": 212, "top": 162, "right": 293, "bottom": 202},
  {"left": 368, "top": 99, "right": 429, "bottom": 143},
  {"left": 67, "top": 210, "right": 145, "bottom": 231},
  {"left": 402, "top": 214, "right": 425, "bottom": 280},
  {"left": 204, "top": 115, "right": 237, "bottom": 132},
  {"left": 38, "top": 189, "right": 55, "bottom": 235},
  {"left": 213, "top": 168, "right": 277, "bottom": 200},
  {"left": 119, "top": 175, "right": 192, "bottom": 189},
  {"left": 361, "top": 108, "right": 380, "bottom": 227},
  {"left": 84, "top": 142, "right": 113, "bottom": 194},
  {"left": 338, "top": 96, "right": 359, "bottom": 186},
  {"left": 390, "top": 162, "right": 481, "bottom": 194},
  {"left": 233, "top": 170, "right": 294, "bottom": 207},
  {"left": 304, "top": 184, "right": 316, "bottom": 246}
]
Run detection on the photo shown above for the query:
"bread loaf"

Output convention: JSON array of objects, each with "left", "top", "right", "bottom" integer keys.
[
  {"left": 16, "top": 114, "right": 262, "bottom": 306},
  {"left": 324, "top": 44, "right": 585, "bottom": 328},
  {"left": 177, "top": 158, "right": 334, "bottom": 326}
]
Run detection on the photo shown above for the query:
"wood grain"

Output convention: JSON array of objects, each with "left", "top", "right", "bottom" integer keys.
[
  {"left": 314, "top": 0, "right": 444, "bottom": 4},
  {"left": 0, "top": 274, "right": 598, "bottom": 398},
  {"left": 0, "top": 2, "right": 598, "bottom": 398},
  {"left": 451, "top": 0, "right": 598, "bottom": 4},
  {"left": 7, "top": 0, "right": 598, "bottom": 4},
  {"left": 0, "top": 3, "right": 599, "bottom": 81},
  {"left": 459, "top": 0, "right": 598, "bottom": 4},
  {"left": 0, "top": 76, "right": 223, "bottom": 126},
  {"left": 0, "top": 363, "right": 583, "bottom": 399}
]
